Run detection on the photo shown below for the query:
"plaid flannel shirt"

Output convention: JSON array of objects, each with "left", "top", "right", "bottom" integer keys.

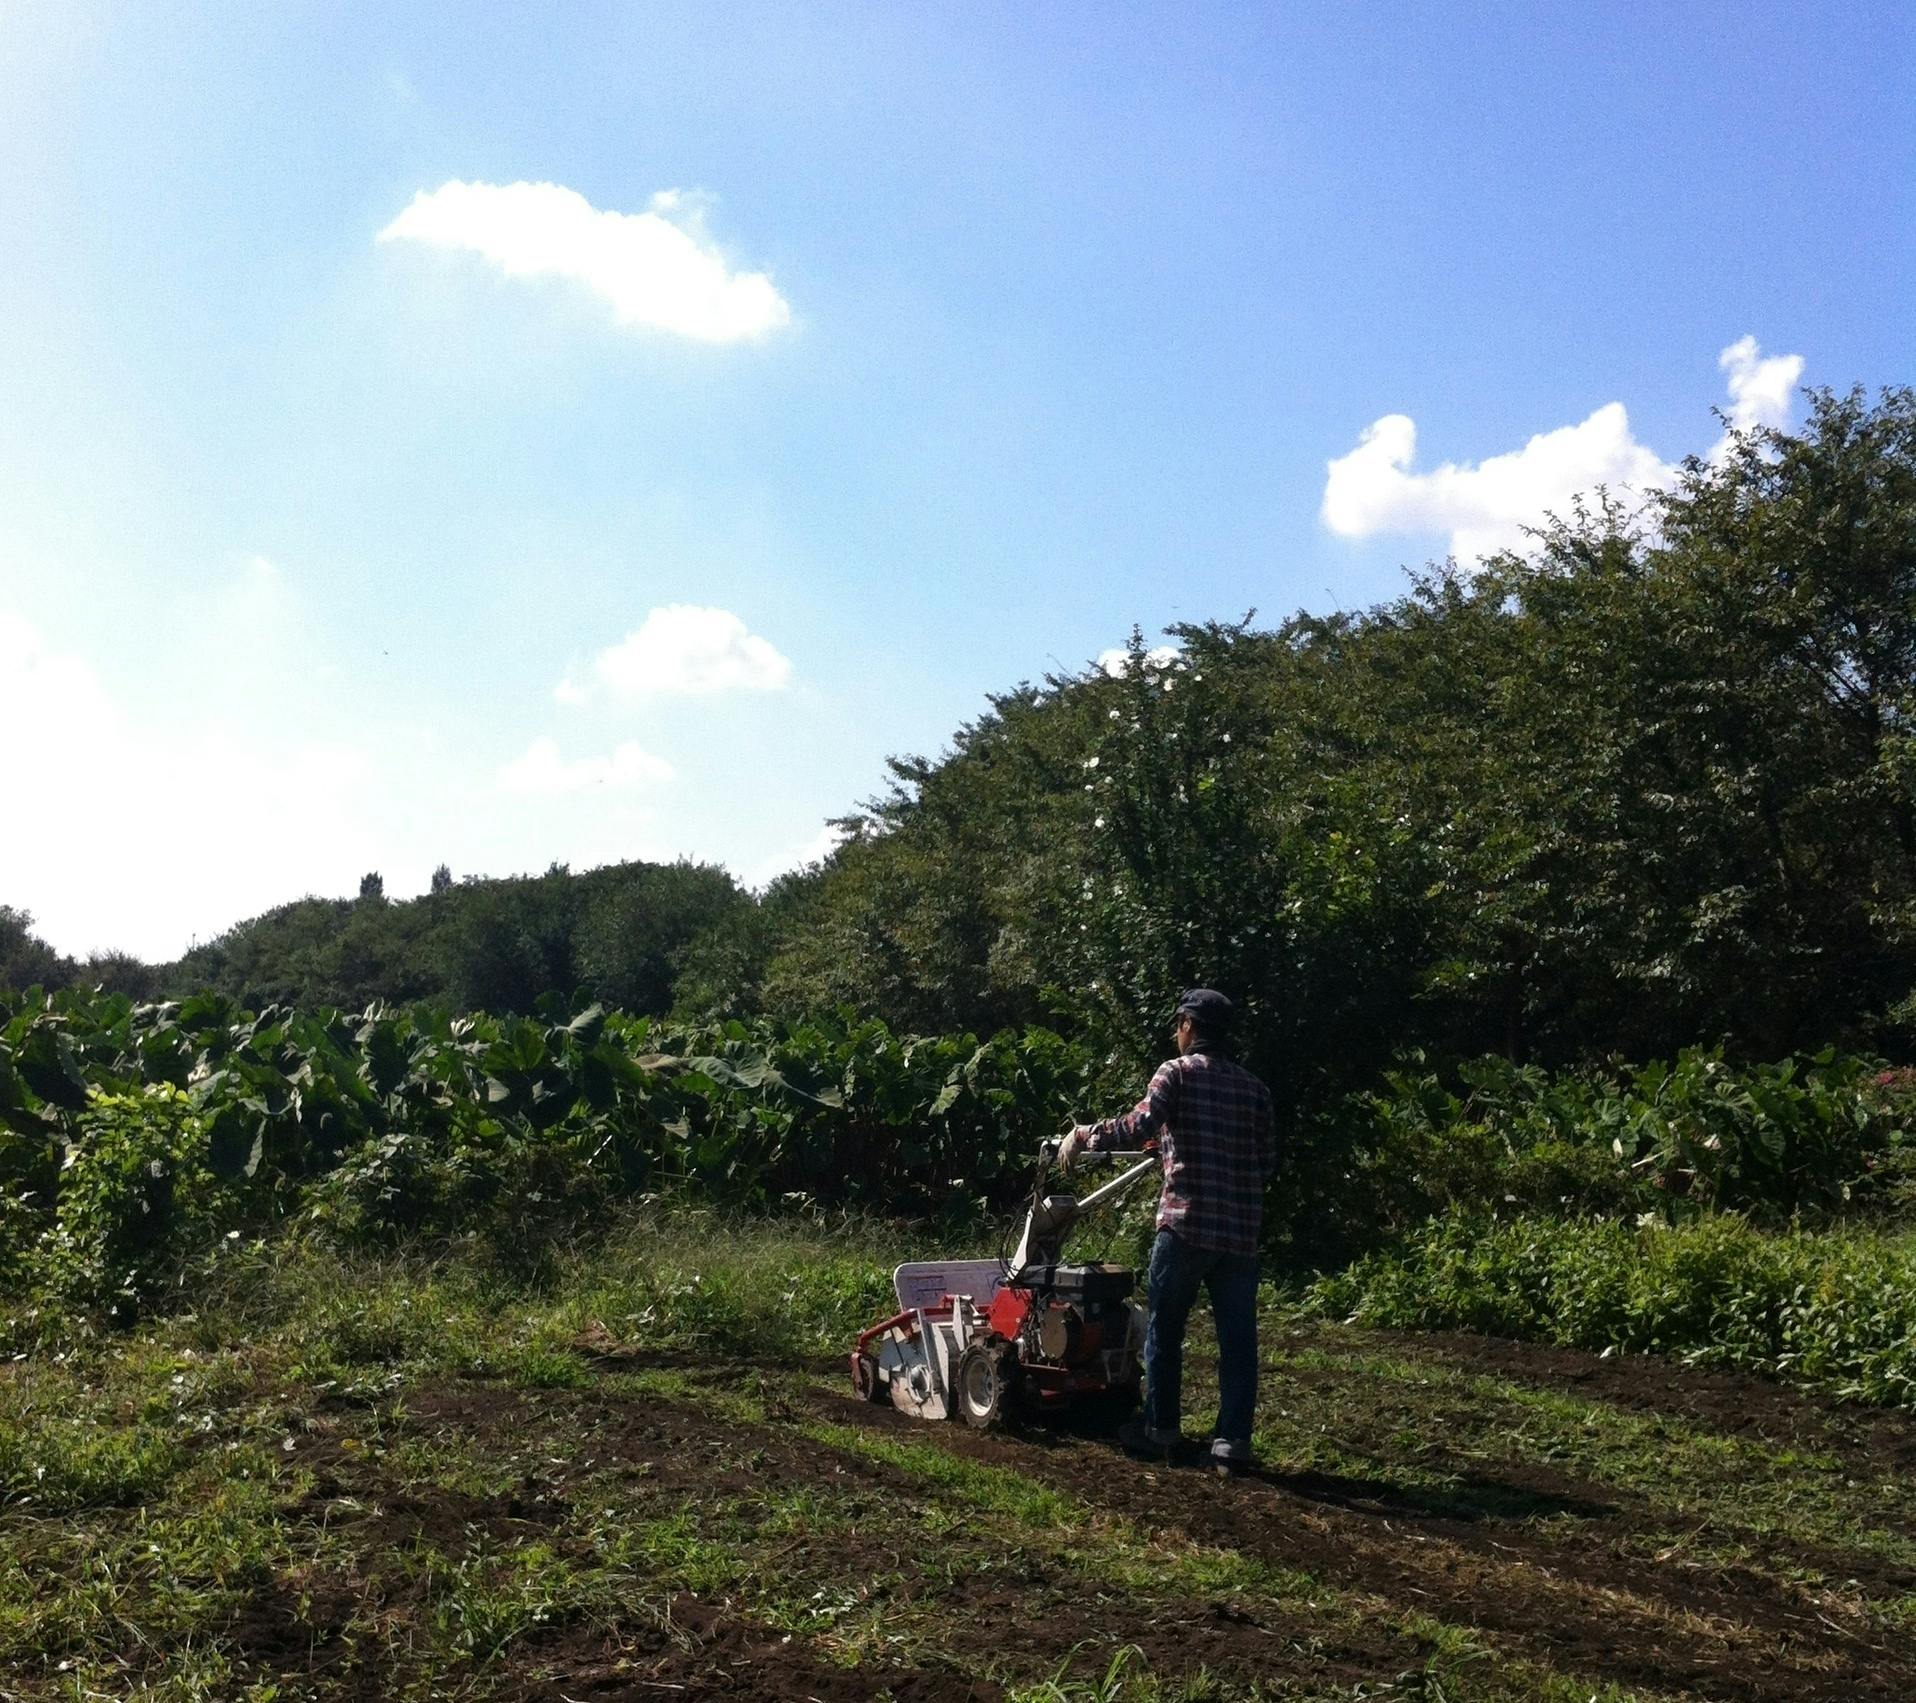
[{"left": 1082, "top": 1045, "right": 1277, "bottom": 1256}]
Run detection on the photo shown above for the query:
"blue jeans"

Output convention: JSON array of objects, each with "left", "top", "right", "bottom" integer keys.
[{"left": 1144, "top": 1229, "right": 1259, "bottom": 1446}]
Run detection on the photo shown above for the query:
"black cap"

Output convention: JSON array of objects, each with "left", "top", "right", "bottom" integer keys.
[{"left": 1175, "top": 988, "right": 1234, "bottom": 1032}]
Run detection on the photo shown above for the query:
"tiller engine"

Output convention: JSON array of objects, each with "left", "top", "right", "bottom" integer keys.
[{"left": 849, "top": 1138, "right": 1158, "bottom": 1430}]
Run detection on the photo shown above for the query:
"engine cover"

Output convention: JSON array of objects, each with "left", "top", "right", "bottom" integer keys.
[{"left": 1016, "top": 1261, "right": 1135, "bottom": 1304}]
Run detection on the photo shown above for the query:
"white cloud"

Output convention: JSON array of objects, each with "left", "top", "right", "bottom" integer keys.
[
  {"left": 1322, "top": 404, "right": 1674, "bottom": 563},
  {"left": 1321, "top": 337, "right": 1804, "bottom": 562},
  {"left": 377, "top": 180, "right": 792, "bottom": 342},
  {"left": 742, "top": 822, "right": 847, "bottom": 889},
  {"left": 0, "top": 609, "right": 381, "bottom": 962},
  {"left": 571, "top": 605, "right": 794, "bottom": 701},
  {"left": 498, "top": 736, "right": 674, "bottom": 795},
  {"left": 1714, "top": 335, "right": 1804, "bottom": 448},
  {"left": 1096, "top": 644, "right": 1182, "bottom": 677},
  {"left": 0, "top": 608, "right": 115, "bottom": 729}
]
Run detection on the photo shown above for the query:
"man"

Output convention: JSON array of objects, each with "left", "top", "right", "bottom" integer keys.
[{"left": 1060, "top": 988, "right": 1276, "bottom": 1470}]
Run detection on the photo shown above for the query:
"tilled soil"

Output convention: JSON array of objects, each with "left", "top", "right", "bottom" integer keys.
[
  {"left": 826, "top": 1393, "right": 1903, "bottom": 1703},
  {"left": 199, "top": 1331, "right": 1916, "bottom": 1702},
  {"left": 1383, "top": 1327, "right": 1916, "bottom": 1475}
]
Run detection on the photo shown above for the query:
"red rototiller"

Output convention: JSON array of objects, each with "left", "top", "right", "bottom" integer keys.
[{"left": 849, "top": 1136, "right": 1159, "bottom": 1429}]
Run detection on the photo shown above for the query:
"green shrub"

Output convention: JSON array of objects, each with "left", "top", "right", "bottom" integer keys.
[
  {"left": 1310, "top": 1213, "right": 1916, "bottom": 1406},
  {"left": 38, "top": 1086, "right": 234, "bottom": 1311},
  {"left": 1279, "top": 1047, "right": 1908, "bottom": 1266},
  {"left": 0, "top": 987, "right": 1103, "bottom": 1318},
  {"left": 0, "top": 1187, "right": 38, "bottom": 1292},
  {"left": 7, "top": 983, "right": 1914, "bottom": 1345},
  {"left": 1465, "top": 1048, "right": 1890, "bottom": 1221}
]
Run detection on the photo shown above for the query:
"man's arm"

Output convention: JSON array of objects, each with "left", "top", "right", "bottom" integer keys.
[
  {"left": 1257, "top": 1082, "right": 1278, "bottom": 1181},
  {"left": 1078, "top": 1060, "right": 1180, "bottom": 1156}
]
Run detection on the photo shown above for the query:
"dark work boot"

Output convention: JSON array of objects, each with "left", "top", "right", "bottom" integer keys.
[{"left": 1117, "top": 1416, "right": 1178, "bottom": 1461}]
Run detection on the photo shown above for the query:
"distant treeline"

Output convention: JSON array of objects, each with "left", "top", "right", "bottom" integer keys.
[
  {"left": 1, "top": 859, "right": 769, "bottom": 1022},
  {"left": 9, "top": 385, "right": 1916, "bottom": 1109}
]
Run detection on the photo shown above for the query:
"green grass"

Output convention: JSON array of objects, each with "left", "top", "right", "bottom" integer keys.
[
  {"left": 801, "top": 1417, "right": 1081, "bottom": 1526},
  {"left": 0, "top": 1206, "right": 1906, "bottom": 1699},
  {"left": 1232, "top": 1324, "right": 1916, "bottom": 1588}
]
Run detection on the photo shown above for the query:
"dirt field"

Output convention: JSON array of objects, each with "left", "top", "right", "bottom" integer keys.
[
  {"left": 6, "top": 1230, "right": 1916, "bottom": 1703},
  {"left": 25, "top": 1327, "right": 1912, "bottom": 1701}
]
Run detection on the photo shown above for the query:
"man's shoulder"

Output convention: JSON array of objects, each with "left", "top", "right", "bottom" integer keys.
[{"left": 1185, "top": 1050, "right": 1271, "bottom": 1097}]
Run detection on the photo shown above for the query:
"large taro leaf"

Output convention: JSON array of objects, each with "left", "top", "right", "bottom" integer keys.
[
  {"left": 726, "top": 1052, "right": 782, "bottom": 1091},
  {"left": 136, "top": 1024, "right": 194, "bottom": 1089},
  {"left": 563, "top": 1002, "right": 607, "bottom": 1048},
  {"left": 532, "top": 989, "right": 578, "bottom": 1026},
  {"left": 13, "top": 1027, "right": 91, "bottom": 1112},
  {"left": 356, "top": 1017, "right": 411, "bottom": 1099},
  {"left": 176, "top": 990, "right": 239, "bottom": 1040},
  {"left": 577, "top": 1049, "right": 619, "bottom": 1113},
  {"left": 634, "top": 1052, "right": 682, "bottom": 1075},
  {"left": 207, "top": 1104, "right": 265, "bottom": 1180},
  {"left": 636, "top": 1049, "right": 841, "bottom": 1109},
  {"left": 525, "top": 1076, "right": 576, "bottom": 1130},
  {"left": 484, "top": 1022, "right": 548, "bottom": 1077}
]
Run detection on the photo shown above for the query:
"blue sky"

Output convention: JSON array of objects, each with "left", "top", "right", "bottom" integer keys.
[{"left": 2, "top": 1, "right": 1910, "bottom": 959}]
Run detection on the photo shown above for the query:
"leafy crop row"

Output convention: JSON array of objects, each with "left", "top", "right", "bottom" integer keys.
[
  {"left": 6, "top": 984, "right": 1912, "bottom": 1368},
  {"left": 0, "top": 985, "right": 1098, "bottom": 1315}
]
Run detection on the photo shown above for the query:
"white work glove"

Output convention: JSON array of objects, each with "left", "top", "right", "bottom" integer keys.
[{"left": 1057, "top": 1126, "right": 1093, "bottom": 1173}]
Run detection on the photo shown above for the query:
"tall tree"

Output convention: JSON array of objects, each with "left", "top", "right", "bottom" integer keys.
[{"left": 0, "top": 907, "right": 72, "bottom": 993}]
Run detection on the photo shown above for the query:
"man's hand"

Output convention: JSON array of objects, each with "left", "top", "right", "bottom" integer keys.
[{"left": 1057, "top": 1126, "right": 1093, "bottom": 1173}]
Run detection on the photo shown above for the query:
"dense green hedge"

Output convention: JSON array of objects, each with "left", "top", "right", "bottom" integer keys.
[
  {"left": 1282, "top": 1049, "right": 1915, "bottom": 1266},
  {"left": 1309, "top": 1213, "right": 1916, "bottom": 1407},
  {"left": 0, "top": 985, "right": 1101, "bottom": 1313}
]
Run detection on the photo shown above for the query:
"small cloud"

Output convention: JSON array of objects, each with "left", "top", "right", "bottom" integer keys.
[
  {"left": 1096, "top": 645, "right": 1182, "bottom": 677},
  {"left": 1321, "top": 338, "right": 1804, "bottom": 562},
  {"left": 498, "top": 737, "right": 674, "bottom": 795},
  {"left": 1714, "top": 335, "right": 1804, "bottom": 451},
  {"left": 577, "top": 605, "right": 793, "bottom": 701},
  {"left": 377, "top": 179, "right": 792, "bottom": 342},
  {"left": 744, "top": 822, "right": 847, "bottom": 888}
]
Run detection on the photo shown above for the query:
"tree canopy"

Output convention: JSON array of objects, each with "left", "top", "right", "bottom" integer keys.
[{"left": 757, "top": 387, "right": 1916, "bottom": 1097}]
